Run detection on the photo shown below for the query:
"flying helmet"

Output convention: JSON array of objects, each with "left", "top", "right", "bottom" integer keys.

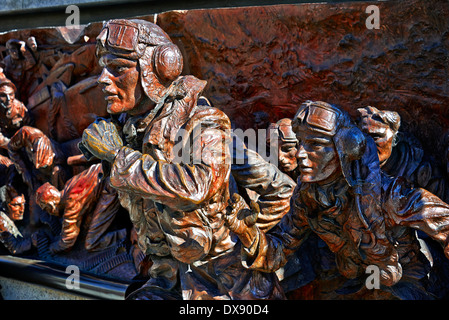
[{"left": 96, "top": 19, "right": 183, "bottom": 102}]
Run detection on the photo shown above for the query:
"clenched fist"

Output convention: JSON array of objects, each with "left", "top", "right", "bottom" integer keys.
[{"left": 80, "top": 119, "right": 123, "bottom": 163}]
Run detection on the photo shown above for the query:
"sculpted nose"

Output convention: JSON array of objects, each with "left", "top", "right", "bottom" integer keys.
[
  {"left": 97, "top": 68, "right": 113, "bottom": 86},
  {"left": 296, "top": 144, "right": 307, "bottom": 160}
]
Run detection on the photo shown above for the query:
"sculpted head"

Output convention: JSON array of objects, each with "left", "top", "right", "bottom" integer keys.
[
  {"left": 268, "top": 118, "right": 298, "bottom": 173},
  {"left": 5, "top": 40, "right": 22, "bottom": 61},
  {"left": 17, "top": 127, "right": 56, "bottom": 170},
  {"left": 5, "top": 187, "right": 25, "bottom": 221},
  {"left": 35, "top": 182, "right": 61, "bottom": 216},
  {"left": 95, "top": 19, "right": 183, "bottom": 115},
  {"left": 0, "top": 78, "right": 17, "bottom": 110},
  {"left": 292, "top": 101, "right": 366, "bottom": 185}
]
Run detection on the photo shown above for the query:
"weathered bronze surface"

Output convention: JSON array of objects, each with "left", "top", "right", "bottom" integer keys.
[{"left": 0, "top": 1, "right": 449, "bottom": 300}]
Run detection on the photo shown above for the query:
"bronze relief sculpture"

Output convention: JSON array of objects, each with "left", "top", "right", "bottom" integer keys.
[
  {"left": 226, "top": 101, "right": 449, "bottom": 299},
  {"left": 0, "top": 74, "right": 31, "bottom": 149},
  {"left": 0, "top": 1, "right": 449, "bottom": 300},
  {"left": 80, "top": 19, "right": 287, "bottom": 300}
]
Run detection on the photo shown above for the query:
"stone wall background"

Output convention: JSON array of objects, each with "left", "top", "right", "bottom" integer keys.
[{"left": 1, "top": 0, "right": 448, "bottom": 161}]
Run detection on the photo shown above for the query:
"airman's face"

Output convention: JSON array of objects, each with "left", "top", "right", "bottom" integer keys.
[
  {"left": 295, "top": 126, "right": 341, "bottom": 184},
  {"left": 278, "top": 141, "right": 298, "bottom": 173},
  {"left": 97, "top": 54, "right": 144, "bottom": 115},
  {"left": 8, "top": 47, "right": 19, "bottom": 60},
  {"left": 7, "top": 195, "right": 25, "bottom": 221},
  {"left": 0, "top": 85, "right": 15, "bottom": 108}
]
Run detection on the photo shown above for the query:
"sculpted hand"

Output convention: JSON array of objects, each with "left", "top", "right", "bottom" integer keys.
[
  {"left": 225, "top": 193, "right": 260, "bottom": 249},
  {"left": 81, "top": 119, "right": 123, "bottom": 163}
]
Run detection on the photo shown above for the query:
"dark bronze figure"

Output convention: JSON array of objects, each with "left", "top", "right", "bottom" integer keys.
[
  {"left": 35, "top": 163, "right": 126, "bottom": 254},
  {"left": 80, "top": 19, "right": 287, "bottom": 300},
  {"left": 0, "top": 73, "right": 31, "bottom": 149},
  {"left": 0, "top": 185, "right": 31, "bottom": 255},
  {"left": 357, "top": 106, "right": 448, "bottom": 204},
  {"left": 226, "top": 101, "right": 449, "bottom": 299},
  {"left": 8, "top": 126, "right": 71, "bottom": 228},
  {"left": 0, "top": 2, "right": 449, "bottom": 301},
  {"left": 267, "top": 118, "right": 299, "bottom": 181}
]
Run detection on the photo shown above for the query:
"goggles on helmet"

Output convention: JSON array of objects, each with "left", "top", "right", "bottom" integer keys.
[
  {"left": 294, "top": 101, "right": 343, "bottom": 136},
  {"left": 96, "top": 19, "right": 172, "bottom": 59}
]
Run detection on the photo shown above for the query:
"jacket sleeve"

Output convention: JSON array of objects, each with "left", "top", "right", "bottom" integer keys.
[
  {"left": 52, "top": 164, "right": 102, "bottom": 253},
  {"left": 0, "top": 232, "right": 32, "bottom": 255},
  {"left": 241, "top": 190, "right": 311, "bottom": 272},
  {"left": 110, "top": 109, "right": 232, "bottom": 263},
  {"left": 0, "top": 131, "right": 10, "bottom": 149},
  {"left": 7, "top": 126, "right": 28, "bottom": 174},
  {"left": 110, "top": 111, "right": 231, "bottom": 212},
  {"left": 383, "top": 175, "right": 449, "bottom": 259},
  {"left": 230, "top": 135, "right": 296, "bottom": 231}
]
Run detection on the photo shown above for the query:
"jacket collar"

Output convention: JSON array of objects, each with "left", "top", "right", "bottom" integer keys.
[{"left": 122, "top": 75, "right": 207, "bottom": 155}]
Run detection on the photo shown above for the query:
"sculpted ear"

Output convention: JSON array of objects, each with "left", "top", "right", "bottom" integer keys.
[
  {"left": 153, "top": 44, "right": 183, "bottom": 83},
  {"left": 334, "top": 126, "right": 367, "bottom": 188},
  {"left": 139, "top": 47, "right": 168, "bottom": 104}
]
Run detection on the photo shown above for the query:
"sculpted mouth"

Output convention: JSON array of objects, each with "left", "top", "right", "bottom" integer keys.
[
  {"left": 299, "top": 165, "right": 313, "bottom": 172},
  {"left": 281, "top": 162, "right": 293, "bottom": 168},
  {"left": 105, "top": 95, "right": 119, "bottom": 101},
  {"left": 102, "top": 88, "right": 118, "bottom": 99}
]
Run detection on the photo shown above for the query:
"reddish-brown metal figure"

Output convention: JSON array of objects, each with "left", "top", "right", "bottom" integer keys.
[
  {"left": 0, "top": 151, "right": 27, "bottom": 252},
  {"left": 27, "top": 43, "right": 107, "bottom": 143},
  {"left": 2, "top": 39, "right": 41, "bottom": 103},
  {"left": 80, "top": 19, "right": 286, "bottom": 300},
  {"left": 226, "top": 100, "right": 449, "bottom": 299},
  {"left": 0, "top": 185, "right": 31, "bottom": 255},
  {"left": 8, "top": 126, "right": 69, "bottom": 191},
  {"left": 35, "top": 163, "right": 125, "bottom": 254},
  {"left": 357, "top": 106, "right": 447, "bottom": 203},
  {"left": 0, "top": 74, "right": 31, "bottom": 149},
  {"left": 267, "top": 118, "right": 299, "bottom": 181},
  {"left": 8, "top": 126, "right": 71, "bottom": 226}
]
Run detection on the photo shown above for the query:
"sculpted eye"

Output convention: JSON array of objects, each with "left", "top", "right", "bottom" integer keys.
[
  {"left": 110, "top": 66, "right": 129, "bottom": 74},
  {"left": 117, "top": 66, "right": 129, "bottom": 73},
  {"left": 370, "top": 132, "right": 385, "bottom": 140}
]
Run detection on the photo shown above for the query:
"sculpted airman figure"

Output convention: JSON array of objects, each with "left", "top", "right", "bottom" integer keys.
[
  {"left": 0, "top": 74, "right": 31, "bottom": 149},
  {"left": 35, "top": 163, "right": 126, "bottom": 254},
  {"left": 267, "top": 118, "right": 299, "bottom": 181},
  {"left": 226, "top": 101, "right": 449, "bottom": 299},
  {"left": 80, "top": 19, "right": 286, "bottom": 300},
  {"left": 357, "top": 106, "right": 447, "bottom": 203},
  {"left": 2, "top": 39, "right": 39, "bottom": 102},
  {"left": 8, "top": 126, "right": 70, "bottom": 227},
  {"left": 0, "top": 186, "right": 31, "bottom": 255},
  {"left": 356, "top": 106, "right": 400, "bottom": 167}
]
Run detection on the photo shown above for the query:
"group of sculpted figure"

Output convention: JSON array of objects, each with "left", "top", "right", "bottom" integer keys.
[{"left": 1, "top": 18, "right": 449, "bottom": 300}]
